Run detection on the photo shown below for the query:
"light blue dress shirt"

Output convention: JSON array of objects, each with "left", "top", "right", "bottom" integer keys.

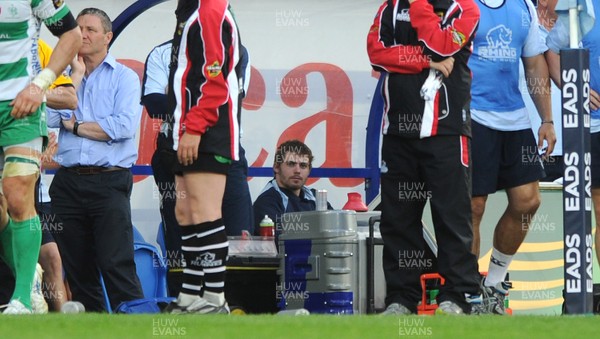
[{"left": 47, "top": 54, "right": 143, "bottom": 168}]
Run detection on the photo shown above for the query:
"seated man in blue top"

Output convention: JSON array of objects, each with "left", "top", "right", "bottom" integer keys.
[{"left": 253, "top": 140, "right": 332, "bottom": 236}]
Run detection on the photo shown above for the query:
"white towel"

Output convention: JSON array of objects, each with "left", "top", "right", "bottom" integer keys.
[{"left": 420, "top": 69, "right": 443, "bottom": 101}]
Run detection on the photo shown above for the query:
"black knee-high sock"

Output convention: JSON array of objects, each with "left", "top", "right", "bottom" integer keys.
[{"left": 180, "top": 219, "right": 228, "bottom": 295}]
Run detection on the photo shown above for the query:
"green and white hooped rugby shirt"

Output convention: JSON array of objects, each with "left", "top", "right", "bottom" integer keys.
[{"left": 0, "top": 0, "right": 71, "bottom": 103}]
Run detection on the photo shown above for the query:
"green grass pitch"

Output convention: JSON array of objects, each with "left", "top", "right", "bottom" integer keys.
[{"left": 1, "top": 314, "right": 598, "bottom": 339}]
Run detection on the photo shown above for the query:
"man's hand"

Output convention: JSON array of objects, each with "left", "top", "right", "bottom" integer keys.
[
  {"left": 538, "top": 123, "right": 557, "bottom": 158},
  {"left": 430, "top": 57, "right": 455, "bottom": 78},
  {"left": 70, "top": 55, "right": 85, "bottom": 88},
  {"left": 591, "top": 88, "right": 600, "bottom": 111},
  {"left": 10, "top": 84, "right": 45, "bottom": 118},
  {"left": 62, "top": 114, "right": 75, "bottom": 133},
  {"left": 177, "top": 132, "right": 201, "bottom": 166},
  {"left": 41, "top": 131, "right": 59, "bottom": 170},
  {"left": 70, "top": 55, "right": 85, "bottom": 75}
]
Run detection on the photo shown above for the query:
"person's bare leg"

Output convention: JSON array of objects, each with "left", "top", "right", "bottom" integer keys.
[
  {"left": 39, "top": 243, "right": 68, "bottom": 311},
  {"left": 176, "top": 173, "right": 226, "bottom": 225},
  {"left": 0, "top": 194, "right": 8, "bottom": 233},
  {"left": 486, "top": 182, "right": 541, "bottom": 288},
  {"left": 0, "top": 147, "right": 42, "bottom": 310},
  {"left": 471, "top": 195, "right": 488, "bottom": 258}
]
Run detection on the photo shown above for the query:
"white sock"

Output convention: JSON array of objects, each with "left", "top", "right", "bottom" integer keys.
[
  {"left": 203, "top": 291, "right": 225, "bottom": 306},
  {"left": 177, "top": 292, "right": 200, "bottom": 307},
  {"left": 485, "top": 248, "right": 512, "bottom": 287}
]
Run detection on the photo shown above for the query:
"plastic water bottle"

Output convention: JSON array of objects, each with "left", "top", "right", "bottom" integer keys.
[
  {"left": 61, "top": 301, "right": 85, "bottom": 313},
  {"left": 259, "top": 215, "right": 274, "bottom": 237},
  {"left": 277, "top": 308, "right": 310, "bottom": 316}
]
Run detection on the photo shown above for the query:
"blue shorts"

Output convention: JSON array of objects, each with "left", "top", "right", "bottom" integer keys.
[{"left": 472, "top": 121, "right": 545, "bottom": 196}]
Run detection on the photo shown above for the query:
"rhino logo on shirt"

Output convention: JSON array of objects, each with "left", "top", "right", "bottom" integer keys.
[
  {"left": 478, "top": 24, "right": 517, "bottom": 62},
  {"left": 486, "top": 25, "right": 512, "bottom": 48}
]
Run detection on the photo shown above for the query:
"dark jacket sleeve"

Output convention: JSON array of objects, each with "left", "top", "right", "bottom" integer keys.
[{"left": 141, "top": 93, "right": 169, "bottom": 120}]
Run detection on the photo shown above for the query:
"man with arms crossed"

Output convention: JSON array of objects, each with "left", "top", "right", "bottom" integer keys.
[
  {"left": 367, "top": 0, "right": 483, "bottom": 315},
  {"left": 47, "top": 8, "right": 144, "bottom": 312}
]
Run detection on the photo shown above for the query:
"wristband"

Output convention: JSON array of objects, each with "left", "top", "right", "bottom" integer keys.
[
  {"left": 542, "top": 120, "right": 554, "bottom": 125},
  {"left": 73, "top": 121, "right": 82, "bottom": 136},
  {"left": 31, "top": 68, "right": 57, "bottom": 91}
]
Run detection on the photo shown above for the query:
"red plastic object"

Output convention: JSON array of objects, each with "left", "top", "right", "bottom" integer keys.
[
  {"left": 342, "top": 192, "right": 368, "bottom": 212},
  {"left": 417, "top": 273, "right": 445, "bottom": 315}
]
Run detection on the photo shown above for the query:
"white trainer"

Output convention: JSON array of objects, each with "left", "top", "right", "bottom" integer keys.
[
  {"left": 2, "top": 299, "right": 33, "bottom": 315},
  {"left": 31, "top": 263, "right": 48, "bottom": 314}
]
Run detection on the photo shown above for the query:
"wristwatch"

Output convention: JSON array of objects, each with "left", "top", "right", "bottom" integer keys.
[{"left": 73, "top": 121, "right": 83, "bottom": 136}]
